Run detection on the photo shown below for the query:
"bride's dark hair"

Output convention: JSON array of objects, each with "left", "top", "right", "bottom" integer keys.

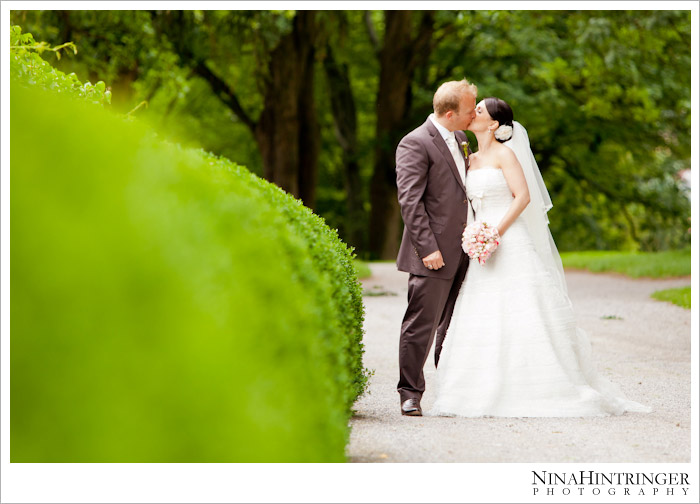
[{"left": 484, "top": 97, "right": 514, "bottom": 143}]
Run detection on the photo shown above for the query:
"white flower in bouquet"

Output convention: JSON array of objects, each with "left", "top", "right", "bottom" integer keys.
[{"left": 462, "top": 221, "right": 501, "bottom": 265}]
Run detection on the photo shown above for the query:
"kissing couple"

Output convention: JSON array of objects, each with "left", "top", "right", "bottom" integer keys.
[{"left": 395, "top": 79, "right": 650, "bottom": 418}]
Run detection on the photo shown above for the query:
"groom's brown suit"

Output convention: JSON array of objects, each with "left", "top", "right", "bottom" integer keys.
[{"left": 396, "top": 118, "right": 472, "bottom": 403}]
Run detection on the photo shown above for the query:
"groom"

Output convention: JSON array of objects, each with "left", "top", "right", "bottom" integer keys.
[{"left": 395, "top": 79, "right": 477, "bottom": 416}]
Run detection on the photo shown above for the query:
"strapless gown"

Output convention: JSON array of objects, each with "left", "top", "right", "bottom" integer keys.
[{"left": 429, "top": 167, "right": 650, "bottom": 417}]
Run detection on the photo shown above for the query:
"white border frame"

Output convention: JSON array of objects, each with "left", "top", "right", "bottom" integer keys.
[{"left": 2, "top": 2, "right": 697, "bottom": 503}]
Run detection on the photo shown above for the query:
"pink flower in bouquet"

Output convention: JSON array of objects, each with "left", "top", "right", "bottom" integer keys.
[{"left": 462, "top": 221, "right": 500, "bottom": 265}]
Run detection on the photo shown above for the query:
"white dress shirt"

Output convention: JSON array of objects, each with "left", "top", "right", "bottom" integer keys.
[{"left": 429, "top": 113, "right": 466, "bottom": 186}]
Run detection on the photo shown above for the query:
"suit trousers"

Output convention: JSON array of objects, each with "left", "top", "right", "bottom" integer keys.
[{"left": 397, "top": 253, "right": 469, "bottom": 402}]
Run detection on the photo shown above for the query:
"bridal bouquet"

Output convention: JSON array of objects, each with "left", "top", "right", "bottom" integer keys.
[{"left": 462, "top": 222, "right": 500, "bottom": 265}]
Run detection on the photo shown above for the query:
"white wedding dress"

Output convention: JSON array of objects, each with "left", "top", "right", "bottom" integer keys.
[{"left": 429, "top": 166, "right": 650, "bottom": 417}]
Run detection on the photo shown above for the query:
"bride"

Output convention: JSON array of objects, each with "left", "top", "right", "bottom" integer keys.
[{"left": 429, "top": 97, "right": 650, "bottom": 417}]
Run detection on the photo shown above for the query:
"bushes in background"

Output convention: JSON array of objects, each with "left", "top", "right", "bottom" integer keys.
[{"left": 11, "top": 40, "right": 368, "bottom": 461}]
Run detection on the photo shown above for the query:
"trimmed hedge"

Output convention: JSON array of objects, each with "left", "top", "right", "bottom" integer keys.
[
  {"left": 11, "top": 77, "right": 368, "bottom": 461},
  {"left": 10, "top": 25, "right": 112, "bottom": 105}
]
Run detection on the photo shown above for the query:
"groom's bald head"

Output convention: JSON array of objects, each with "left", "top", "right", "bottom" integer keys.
[{"left": 433, "top": 79, "right": 478, "bottom": 117}]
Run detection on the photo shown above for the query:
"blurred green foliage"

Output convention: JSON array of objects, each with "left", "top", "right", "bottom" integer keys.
[
  {"left": 454, "top": 11, "right": 691, "bottom": 253},
  {"left": 9, "top": 10, "right": 691, "bottom": 255},
  {"left": 651, "top": 286, "right": 691, "bottom": 309},
  {"left": 11, "top": 70, "right": 368, "bottom": 461},
  {"left": 560, "top": 248, "right": 691, "bottom": 278}
]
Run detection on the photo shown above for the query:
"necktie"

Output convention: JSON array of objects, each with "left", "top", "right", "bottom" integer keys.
[{"left": 445, "top": 134, "right": 466, "bottom": 186}]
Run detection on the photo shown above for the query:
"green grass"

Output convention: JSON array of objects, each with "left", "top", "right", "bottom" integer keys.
[
  {"left": 560, "top": 249, "right": 691, "bottom": 278},
  {"left": 353, "top": 260, "right": 372, "bottom": 279},
  {"left": 651, "top": 286, "right": 691, "bottom": 309}
]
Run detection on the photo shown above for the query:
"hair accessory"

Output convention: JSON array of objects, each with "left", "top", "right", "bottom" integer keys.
[{"left": 494, "top": 124, "right": 513, "bottom": 141}]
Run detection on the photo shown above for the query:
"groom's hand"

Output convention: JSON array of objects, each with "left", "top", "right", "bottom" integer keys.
[{"left": 422, "top": 250, "right": 445, "bottom": 271}]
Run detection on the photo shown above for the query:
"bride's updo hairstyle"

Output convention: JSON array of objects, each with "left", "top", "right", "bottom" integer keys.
[{"left": 484, "top": 97, "right": 514, "bottom": 142}]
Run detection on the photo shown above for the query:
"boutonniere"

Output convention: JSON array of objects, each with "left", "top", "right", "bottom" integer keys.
[{"left": 461, "top": 141, "right": 469, "bottom": 158}]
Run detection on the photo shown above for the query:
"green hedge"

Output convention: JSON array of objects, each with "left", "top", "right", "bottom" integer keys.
[
  {"left": 10, "top": 25, "right": 112, "bottom": 105},
  {"left": 11, "top": 76, "right": 368, "bottom": 461}
]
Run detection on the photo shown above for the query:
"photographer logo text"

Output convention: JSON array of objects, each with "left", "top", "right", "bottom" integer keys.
[{"left": 532, "top": 471, "right": 690, "bottom": 497}]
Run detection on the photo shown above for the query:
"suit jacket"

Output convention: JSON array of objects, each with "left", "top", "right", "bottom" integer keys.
[{"left": 396, "top": 118, "right": 473, "bottom": 279}]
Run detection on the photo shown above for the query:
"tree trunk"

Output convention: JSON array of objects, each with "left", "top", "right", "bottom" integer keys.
[
  {"left": 256, "top": 12, "right": 319, "bottom": 208},
  {"left": 296, "top": 13, "right": 320, "bottom": 208},
  {"left": 368, "top": 11, "right": 435, "bottom": 259},
  {"left": 154, "top": 11, "right": 320, "bottom": 208},
  {"left": 322, "top": 32, "right": 364, "bottom": 251}
]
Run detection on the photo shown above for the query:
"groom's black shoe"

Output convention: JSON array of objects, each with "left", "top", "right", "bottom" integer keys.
[{"left": 401, "top": 398, "right": 422, "bottom": 416}]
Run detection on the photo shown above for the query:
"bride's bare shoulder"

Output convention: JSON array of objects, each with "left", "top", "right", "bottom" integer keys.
[
  {"left": 494, "top": 142, "right": 518, "bottom": 166},
  {"left": 493, "top": 142, "right": 511, "bottom": 155}
]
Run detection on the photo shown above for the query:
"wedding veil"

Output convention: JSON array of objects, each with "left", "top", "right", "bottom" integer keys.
[{"left": 504, "top": 121, "right": 568, "bottom": 295}]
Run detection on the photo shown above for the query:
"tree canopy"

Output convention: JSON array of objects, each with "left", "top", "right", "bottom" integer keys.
[{"left": 11, "top": 9, "right": 691, "bottom": 257}]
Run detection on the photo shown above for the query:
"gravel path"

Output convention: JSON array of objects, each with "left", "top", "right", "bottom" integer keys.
[{"left": 347, "top": 263, "right": 691, "bottom": 463}]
